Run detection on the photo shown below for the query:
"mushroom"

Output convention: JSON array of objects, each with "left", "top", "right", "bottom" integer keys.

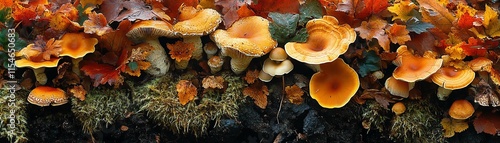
[
  {"left": 285, "top": 16, "right": 356, "bottom": 65},
  {"left": 392, "top": 102, "right": 406, "bottom": 116},
  {"left": 60, "top": 33, "right": 98, "bottom": 76},
  {"left": 126, "top": 20, "right": 177, "bottom": 76},
  {"left": 210, "top": 16, "right": 277, "bottom": 74},
  {"left": 27, "top": 86, "right": 68, "bottom": 106},
  {"left": 385, "top": 76, "right": 415, "bottom": 98},
  {"left": 468, "top": 57, "right": 493, "bottom": 72},
  {"left": 15, "top": 58, "right": 60, "bottom": 85},
  {"left": 174, "top": 5, "right": 222, "bottom": 61},
  {"left": 203, "top": 42, "right": 218, "bottom": 59},
  {"left": 449, "top": 99, "right": 475, "bottom": 120},
  {"left": 269, "top": 47, "right": 288, "bottom": 62},
  {"left": 261, "top": 59, "right": 294, "bottom": 81},
  {"left": 207, "top": 55, "right": 224, "bottom": 74},
  {"left": 431, "top": 67, "right": 475, "bottom": 101},
  {"left": 392, "top": 45, "right": 443, "bottom": 82},
  {"left": 258, "top": 70, "right": 273, "bottom": 82},
  {"left": 309, "top": 59, "right": 360, "bottom": 108}
]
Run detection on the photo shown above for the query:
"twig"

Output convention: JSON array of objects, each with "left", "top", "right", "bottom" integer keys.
[{"left": 276, "top": 75, "right": 285, "bottom": 124}]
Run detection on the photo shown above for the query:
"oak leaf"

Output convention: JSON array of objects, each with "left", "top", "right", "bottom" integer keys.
[
  {"left": 176, "top": 80, "right": 198, "bottom": 105},
  {"left": 83, "top": 12, "right": 112, "bottom": 36}
]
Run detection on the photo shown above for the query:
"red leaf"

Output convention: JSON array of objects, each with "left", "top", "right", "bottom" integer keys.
[
  {"left": 215, "top": 0, "right": 251, "bottom": 28},
  {"left": 473, "top": 112, "right": 500, "bottom": 135},
  {"left": 461, "top": 37, "right": 487, "bottom": 57},
  {"left": 458, "top": 13, "right": 480, "bottom": 29},
  {"left": 237, "top": 4, "right": 255, "bottom": 18},
  {"left": 355, "top": 0, "right": 389, "bottom": 19},
  {"left": 81, "top": 61, "right": 123, "bottom": 87},
  {"left": 163, "top": 0, "right": 198, "bottom": 20},
  {"left": 249, "top": 0, "right": 300, "bottom": 18}
]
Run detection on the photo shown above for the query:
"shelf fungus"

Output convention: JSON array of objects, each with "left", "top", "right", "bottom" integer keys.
[
  {"left": 210, "top": 16, "right": 277, "bottom": 74},
  {"left": 285, "top": 16, "right": 356, "bottom": 65},
  {"left": 126, "top": 20, "right": 177, "bottom": 76},
  {"left": 60, "top": 33, "right": 98, "bottom": 76},
  {"left": 392, "top": 45, "right": 442, "bottom": 82},
  {"left": 431, "top": 67, "right": 475, "bottom": 100},
  {"left": 310, "top": 59, "right": 359, "bottom": 108},
  {"left": 27, "top": 86, "right": 68, "bottom": 106}
]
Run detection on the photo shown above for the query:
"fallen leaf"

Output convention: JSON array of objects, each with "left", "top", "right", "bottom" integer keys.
[
  {"left": 461, "top": 37, "right": 487, "bottom": 57},
  {"left": 357, "top": 50, "right": 381, "bottom": 77},
  {"left": 215, "top": 0, "right": 252, "bottom": 28},
  {"left": 298, "top": 0, "right": 323, "bottom": 26},
  {"left": 176, "top": 80, "right": 198, "bottom": 105},
  {"left": 250, "top": 0, "right": 300, "bottom": 18},
  {"left": 445, "top": 42, "right": 466, "bottom": 60},
  {"left": 243, "top": 69, "right": 259, "bottom": 84},
  {"left": 354, "top": 16, "right": 390, "bottom": 51},
  {"left": 69, "top": 85, "right": 87, "bottom": 101},
  {"left": 237, "top": 4, "right": 255, "bottom": 18},
  {"left": 471, "top": 79, "right": 500, "bottom": 107},
  {"left": 243, "top": 81, "right": 269, "bottom": 109},
  {"left": 99, "top": 20, "right": 132, "bottom": 52},
  {"left": 417, "top": 0, "right": 455, "bottom": 33},
  {"left": 285, "top": 84, "right": 304, "bottom": 104},
  {"left": 81, "top": 61, "right": 124, "bottom": 87},
  {"left": 354, "top": 0, "right": 389, "bottom": 19},
  {"left": 101, "top": 0, "right": 159, "bottom": 23},
  {"left": 80, "top": 0, "right": 103, "bottom": 7},
  {"left": 162, "top": 0, "right": 198, "bottom": 20},
  {"left": 405, "top": 18, "right": 434, "bottom": 34},
  {"left": 387, "top": 23, "right": 411, "bottom": 45},
  {"left": 83, "top": 12, "right": 112, "bottom": 36},
  {"left": 166, "top": 41, "right": 195, "bottom": 62},
  {"left": 442, "top": 117, "right": 469, "bottom": 138},
  {"left": 473, "top": 112, "right": 500, "bottom": 136},
  {"left": 387, "top": 0, "right": 418, "bottom": 21},
  {"left": 202, "top": 76, "right": 225, "bottom": 89}
]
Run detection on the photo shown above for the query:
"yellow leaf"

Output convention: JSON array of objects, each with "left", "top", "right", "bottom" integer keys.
[
  {"left": 387, "top": 0, "right": 417, "bottom": 21},
  {"left": 387, "top": 23, "right": 411, "bottom": 45},
  {"left": 445, "top": 42, "right": 466, "bottom": 60},
  {"left": 456, "top": 3, "right": 476, "bottom": 18},
  {"left": 484, "top": 5, "right": 498, "bottom": 28},
  {"left": 417, "top": 0, "right": 455, "bottom": 33}
]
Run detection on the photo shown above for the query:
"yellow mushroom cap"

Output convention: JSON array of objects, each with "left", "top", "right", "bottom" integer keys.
[
  {"left": 385, "top": 76, "right": 414, "bottom": 98},
  {"left": 173, "top": 7, "right": 222, "bottom": 36},
  {"left": 392, "top": 102, "right": 406, "bottom": 116},
  {"left": 210, "top": 16, "right": 277, "bottom": 57},
  {"left": 27, "top": 86, "right": 68, "bottom": 106},
  {"left": 15, "top": 58, "right": 60, "bottom": 69},
  {"left": 431, "top": 67, "right": 475, "bottom": 90},
  {"left": 269, "top": 47, "right": 288, "bottom": 62},
  {"left": 393, "top": 46, "right": 443, "bottom": 82},
  {"left": 449, "top": 99, "right": 475, "bottom": 120},
  {"left": 126, "top": 20, "right": 177, "bottom": 42},
  {"left": 468, "top": 57, "right": 493, "bottom": 72},
  {"left": 262, "top": 59, "right": 294, "bottom": 76},
  {"left": 60, "top": 33, "right": 98, "bottom": 58},
  {"left": 285, "top": 16, "right": 356, "bottom": 64},
  {"left": 310, "top": 58, "right": 360, "bottom": 108}
]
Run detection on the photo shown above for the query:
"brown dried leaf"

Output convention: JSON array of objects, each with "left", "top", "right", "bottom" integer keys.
[
  {"left": 99, "top": 20, "right": 133, "bottom": 52},
  {"left": 471, "top": 79, "right": 500, "bottom": 107},
  {"left": 83, "top": 12, "right": 113, "bottom": 36},
  {"left": 354, "top": 16, "right": 390, "bottom": 51},
  {"left": 176, "top": 80, "right": 198, "bottom": 105},
  {"left": 69, "top": 85, "right": 87, "bottom": 101},
  {"left": 243, "top": 81, "right": 269, "bottom": 109},
  {"left": 358, "top": 89, "right": 394, "bottom": 109},
  {"left": 473, "top": 112, "right": 500, "bottom": 136},
  {"left": 167, "top": 41, "right": 195, "bottom": 62},
  {"left": 285, "top": 85, "right": 304, "bottom": 104},
  {"left": 202, "top": 76, "right": 225, "bottom": 89},
  {"left": 243, "top": 69, "right": 259, "bottom": 84}
]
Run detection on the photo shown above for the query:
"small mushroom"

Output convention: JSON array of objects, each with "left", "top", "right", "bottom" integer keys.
[
  {"left": 60, "top": 33, "right": 98, "bottom": 76},
  {"left": 203, "top": 42, "right": 218, "bottom": 59},
  {"left": 309, "top": 59, "right": 360, "bottom": 108},
  {"left": 269, "top": 47, "right": 288, "bottom": 62},
  {"left": 468, "top": 57, "right": 493, "bottom": 72},
  {"left": 385, "top": 76, "right": 414, "bottom": 98},
  {"left": 262, "top": 59, "right": 294, "bottom": 77},
  {"left": 16, "top": 58, "right": 61, "bottom": 85},
  {"left": 27, "top": 86, "right": 68, "bottom": 106},
  {"left": 392, "top": 102, "right": 406, "bottom": 116},
  {"left": 126, "top": 20, "right": 177, "bottom": 76},
  {"left": 207, "top": 55, "right": 224, "bottom": 74},
  {"left": 449, "top": 99, "right": 475, "bottom": 120},
  {"left": 392, "top": 45, "right": 443, "bottom": 82},
  {"left": 210, "top": 16, "right": 277, "bottom": 74}
]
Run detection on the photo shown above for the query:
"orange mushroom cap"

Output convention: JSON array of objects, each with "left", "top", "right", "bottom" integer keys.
[
  {"left": 269, "top": 47, "right": 288, "bottom": 62},
  {"left": 27, "top": 86, "right": 68, "bottom": 106},
  {"left": 449, "top": 99, "right": 475, "bottom": 120},
  {"left": 126, "top": 20, "right": 177, "bottom": 42},
  {"left": 60, "top": 33, "right": 98, "bottom": 58},
  {"left": 310, "top": 58, "right": 360, "bottom": 108},
  {"left": 392, "top": 102, "right": 406, "bottom": 116},
  {"left": 385, "top": 76, "right": 414, "bottom": 98},
  {"left": 15, "top": 57, "right": 61, "bottom": 69},
  {"left": 431, "top": 67, "right": 475, "bottom": 90},
  {"left": 285, "top": 16, "right": 356, "bottom": 64},
  {"left": 173, "top": 6, "right": 222, "bottom": 36},
  {"left": 393, "top": 45, "right": 443, "bottom": 82},
  {"left": 468, "top": 57, "right": 493, "bottom": 71}
]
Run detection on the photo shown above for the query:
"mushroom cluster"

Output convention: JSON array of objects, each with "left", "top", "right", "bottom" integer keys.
[{"left": 259, "top": 47, "right": 294, "bottom": 82}]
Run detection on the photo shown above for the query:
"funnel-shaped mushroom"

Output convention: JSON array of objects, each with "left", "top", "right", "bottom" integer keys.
[
  {"left": 27, "top": 86, "right": 67, "bottom": 106},
  {"left": 393, "top": 46, "right": 443, "bottom": 82},
  {"left": 431, "top": 67, "right": 475, "bottom": 90},
  {"left": 468, "top": 57, "right": 493, "bottom": 72},
  {"left": 310, "top": 59, "right": 360, "bottom": 108},
  {"left": 126, "top": 20, "right": 177, "bottom": 76},
  {"left": 16, "top": 58, "right": 60, "bottom": 85},
  {"left": 285, "top": 16, "right": 356, "bottom": 64},
  {"left": 210, "top": 16, "right": 277, "bottom": 74},
  {"left": 60, "top": 33, "right": 98, "bottom": 76}
]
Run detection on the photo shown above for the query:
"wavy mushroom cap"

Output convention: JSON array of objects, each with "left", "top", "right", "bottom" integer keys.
[
  {"left": 449, "top": 99, "right": 475, "bottom": 120},
  {"left": 285, "top": 16, "right": 356, "bottom": 64},
  {"left": 126, "top": 20, "right": 176, "bottom": 43},
  {"left": 310, "top": 59, "right": 360, "bottom": 108},
  {"left": 174, "top": 6, "right": 222, "bottom": 36},
  {"left": 393, "top": 46, "right": 442, "bottom": 82},
  {"left": 210, "top": 16, "right": 277, "bottom": 57},
  {"left": 385, "top": 76, "right": 414, "bottom": 98},
  {"left": 15, "top": 58, "right": 61, "bottom": 69},
  {"left": 468, "top": 57, "right": 493, "bottom": 71},
  {"left": 28, "top": 86, "right": 67, "bottom": 106},
  {"left": 262, "top": 59, "right": 294, "bottom": 76},
  {"left": 60, "top": 33, "right": 98, "bottom": 58},
  {"left": 431, "top": 67, "right": 475, "bottom": 90}
]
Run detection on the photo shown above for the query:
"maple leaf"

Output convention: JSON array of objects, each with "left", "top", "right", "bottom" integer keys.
[
  {"left": 41, "top": 38, "right": 63, "bottom": 61},
  {"left": 81, "top": 61, "right": 124, "bottom": 87},
  {"left": 461, "top": 37, "right": 487, "bottom": 57},
  {"left": 215, "top": 0, "right": 252, "bottom": 28},
  {"left": 387, "top": 23, "right": 411, "bottom": 45},
  {"left": 417, "top": 0, "right": 455, "bottom": 33},
  {"left": 243, "top": 81, "right": 269, "bottom": 109},
  {"left": 285, "top": 84, "right": 304, "bottom": 104},
  {"left": 358, "top": 89, "right": 394, "bottom": 109},
  {"left": 458, "top": 13, "right": 480, "bottom": 29},
  {"left": 473, "top": 112, "right": 500, "bottom": 136},
  {"left": 387, "top": 0, "right": 418, "bottom": 21},
  {"left": 83, "top": 12, "right": 112, "bottom": 36},
  {"left": 167, "top": 41, "right": 195, "bottom": 62},
  {"left": 12, "top": 4, "right": 37, "bottom": 26},
  {"left": 354, "top": 16, "right": 390, "bottom": 51},
  {"left": 176, "top": 80, "right": 198, "bottom": 105}
]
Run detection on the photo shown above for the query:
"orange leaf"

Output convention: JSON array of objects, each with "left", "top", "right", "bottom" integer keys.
[
  {"left": 215, "top": 0, "right": 251, "bottom": 28},
  {"left": 237, "top": 4, "right": 255, "bottom": 18},
  {"left": 243, "top": 69, "right": 259, "bottom": 84},
  {"left": 176, "top": 80, "right": 198, "bottom": 105},
  {"left": 354, "top": 16, "right": 390, "bottom": 51},
  {"left": 285, "top": 85, "right": 304, "bottom": 104},
  {"left": 473, "top": 112, "right": 500, "bottom": 136},
  {"left": 461, "top": 37, "right": 487, "bottom": 57},
  {"left": 99, "top": 20, "right": 132, "bottom": 52},
  {"left": 167, "top": 41, "right": 195, "bottom": 62},
  {"left": 417, "top": 0, "right": 455, "bottom": 33},
  {"left": 163, "top": 0, "right": 198, "bottom": 20},
  {"left": 249, "top": 0, "right": 299, "bottom": 18},
  {"left": 80, "top": 61, "right": 124, "bottom": 87},
  {"left": 387, "top": 23, "right": 411, "bottom": 45},
  {"left": 12, "top": 4, "right": 37, "bottom": 26},
  {"left": 355, "top": 0, "right": 389, "bottom": 19},
  {"left": 202, "top": 76, "right": 224, "bottom": 89},
  {"left": 458, "top": 13, "right": 480, "bottom": 29},
  {"left": 83, "top": 12, "right": 112, "bottom": 36},
  {"left": 243, "top": 81, "right": 269, "bottom": 109},
  {"left": 80, "top": 0, "right": 103, "bottom": 7}
]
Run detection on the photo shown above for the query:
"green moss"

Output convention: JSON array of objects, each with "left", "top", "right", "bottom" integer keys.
[
  {"left": 389, "top": 100, "right": 444, "bottom": 143},
  {"left": 362, "top": 101, "right": 390, "bottom": 133},
  {"left": 71, "top": 88, "right": 131, "bottom": 133},
  {"left": 133, "top": 71, "right": 245, "bottom": 137},
  {"left": 0, "top": 87, "right": 29, "bottom": 143}
]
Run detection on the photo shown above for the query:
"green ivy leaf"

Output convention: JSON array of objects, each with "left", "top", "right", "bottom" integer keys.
[
  {"left": 406, "top": 18, "right": 434, "bottom": 34},
  {"left": 289, "top": 28, "right": 308, "bottom": 42},
  {"left": 128, "top": 62, "right": 138, "bottom": 71},
  {"left": 0, "top": 29, "right": 27, "bottom": 51},
  {"left": 0, "top": 7, "right": 12, "bottom": 24},
  {"left": 269, "top": 12, "right": 300, "bottom": 44},
  {"left": 298, "top": 0, "right": 323, "bottom": 26},
  {"left": 77, "top": 5, "right": 90, "bottom": 25},
  {"left": 358, "top": 50, "right": 381, "bottom": 77}
]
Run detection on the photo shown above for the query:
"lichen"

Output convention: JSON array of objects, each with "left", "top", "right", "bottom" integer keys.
[
  {"left": 389, "top": 100, "right": 445, "bottom": 143},
  {"left": 133, "top": 71, "right": 245, "bottom": 137},
  {"left": 0, "top": 88, "right": 29, "bottom": 143},
  {"left": 71, "top": 88, "right": 131, "bottom": 134}
]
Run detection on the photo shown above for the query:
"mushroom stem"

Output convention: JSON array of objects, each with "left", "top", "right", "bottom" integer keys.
[
  {"left": 33, "top": 68, "right": 47, "bottom": 85},
  {"left": 229, "top": 55, "right": 253, "bottom": 74},
  {"left": 183, "top": 36, "right": 203, "bottom": 61},
  {"left": 145, "top": 39, "right": 170, "bottom": 76},
  {"left": 437, "top": 87, "right": 452, "bottom": 101},
  {"left": 72, "top": 58, "right": 83, "bottom": 76},
  {"left": 175, "top": 60, "right": 189, "bottom": 70}
]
